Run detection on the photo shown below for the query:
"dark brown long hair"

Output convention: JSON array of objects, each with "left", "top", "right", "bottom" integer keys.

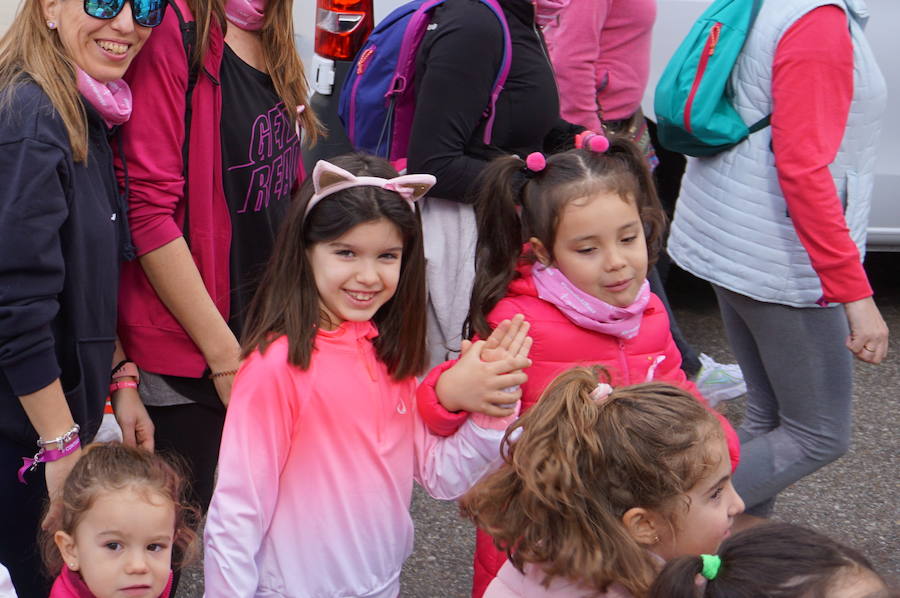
[
  {"left": 466, "top": 139, "right": 666, "bottom": 339},
  {"left": 650, "top": 523, "right": 892, "bottom": 598},
  {"left": 241, "top": 153, "right": 427, "bottom": 380},
  {"left": 460, "top": 367, "right": 723, "bottom": 597},
  {"left": 184, "top": 0, "right": 320, "bottom": 140},
  {"left": 42, "top": 443, "right": 199, "bottom": 576}
]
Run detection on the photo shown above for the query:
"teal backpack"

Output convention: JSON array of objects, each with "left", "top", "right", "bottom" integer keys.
[{"left": 654, "top": 0, "right": 770, "bottom": 156}]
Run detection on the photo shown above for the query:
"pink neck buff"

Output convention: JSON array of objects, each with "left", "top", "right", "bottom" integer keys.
[
  {"left": 226, "top": 0, "right": 266, "bottom": 30},
  {"left": 531, "top": 264, "right": 650, "bottom": 339},
  {"left": 76, "top": 69, "right": 132, "bottom": 128}
]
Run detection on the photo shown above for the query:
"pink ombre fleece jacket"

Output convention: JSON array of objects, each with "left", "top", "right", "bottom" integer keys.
[
  {"left": 540, "top": 0, "right": 656, "bottom": 129},
  {"left": 485, "top": 562, "right": 632, "bottom": 598},
  {"left": 204, "top": 321, "right": 515, "bottom": 598}
]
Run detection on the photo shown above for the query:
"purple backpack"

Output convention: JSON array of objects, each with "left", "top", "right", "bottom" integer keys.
[{"left": 337, "top": 0, "right": 511, "bottom": 169}]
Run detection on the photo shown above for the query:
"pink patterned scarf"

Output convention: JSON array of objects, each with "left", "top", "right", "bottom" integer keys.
[
  {"left": 226, "top": 0, "right": 266, "bottom": 30},
  {"left": 531, "top": 264, "right": 650, "bottom": 339},
  {"left": 76, "top": 69, "right": 132, "bottom": 128}
]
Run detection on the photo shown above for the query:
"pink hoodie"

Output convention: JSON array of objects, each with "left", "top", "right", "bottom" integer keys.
[
  {"left": 204, "top": 321, "right": 515, "bottom": 597},
  {"left": 486, "top": 562, "right": 632, "bottom": 598},
  {"left": 540, "top": 0, "right": 657, "bottom": 129}
]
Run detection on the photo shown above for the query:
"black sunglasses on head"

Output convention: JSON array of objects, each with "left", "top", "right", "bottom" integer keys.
[{"left": 84, "top": 0, "right": 167, "bottom": 28}]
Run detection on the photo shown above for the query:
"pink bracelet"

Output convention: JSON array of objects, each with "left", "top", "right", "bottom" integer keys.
[
  {"left": 109, "top": 380, "right": 139, "bottom": 394},
  {"left": 18, "top": 435, "right": 81, "bottom": 484},
  {"left": 111, "top": 361, "right": 140, "bottom": 384}
]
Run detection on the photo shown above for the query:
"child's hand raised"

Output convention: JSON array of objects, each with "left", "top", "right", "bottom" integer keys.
[
  {"left": 435, "top": 315, "right": 533, "bottom": 417},
  {"left": 476, "top": 314, "right": 532, "bottom": 365}
]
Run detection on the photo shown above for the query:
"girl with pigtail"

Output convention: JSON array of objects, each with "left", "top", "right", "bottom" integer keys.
[
  {"left": 649, "top": 523, "right": 893, "bottom": 598},
  {"left": 416, "top": 135, "right": 742, "bottom": 598},
  {"left": 460, "top": 366, "right": 744, "bottom": 597}
]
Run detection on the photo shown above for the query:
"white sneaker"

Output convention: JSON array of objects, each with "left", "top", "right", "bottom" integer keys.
[{"left": 695, "top": 353, "right": 746, "bottom": 407}]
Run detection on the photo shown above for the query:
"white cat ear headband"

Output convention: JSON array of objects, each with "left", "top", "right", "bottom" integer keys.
[{"left": 305, "top": 160, "right": 436, "bottom": 219}]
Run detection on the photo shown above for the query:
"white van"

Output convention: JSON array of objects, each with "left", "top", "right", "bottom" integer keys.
[{"left": 295, "top": 0, "right": 900, "bottom": 250}]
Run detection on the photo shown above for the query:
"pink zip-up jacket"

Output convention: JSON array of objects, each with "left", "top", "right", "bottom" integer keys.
[
  {"left": 49, "top": 566, "right": 173, "bottom": 598},
  {"left": 485, "top": 562, "right": 632, "bottom": 598},
  {"left": 540, "top": 0, "right": 656, "bottom": 129},
  {"left": 204, "top": 321, "right": 516, "bottom": 598},
  {"left": 115, "top": 0, "right": 305, "bottom": 376}
]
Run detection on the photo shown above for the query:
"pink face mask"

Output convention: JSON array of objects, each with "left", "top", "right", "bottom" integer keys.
[{"left": 225, "top": 0, "right": 267, "bottom": 30}]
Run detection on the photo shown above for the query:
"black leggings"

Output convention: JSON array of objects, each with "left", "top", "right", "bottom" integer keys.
[
  {"left": 147, "top": 402, "right": 226, "bottom": 513},
  {"left": 147, "top": 401, "right": 226, "bottom": 592},
  {"left": 0, "top": 435, "right": 53, "bottom": 598}
]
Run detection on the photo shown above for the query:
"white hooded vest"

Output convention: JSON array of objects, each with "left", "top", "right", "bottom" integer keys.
[{"left": 667, "top": 0, "right": 886, "bottom": 307}]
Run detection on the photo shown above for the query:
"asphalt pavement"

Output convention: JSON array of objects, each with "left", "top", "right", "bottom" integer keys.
[{"left": 178, "top": 253, "right": 899, "bottom": 597}]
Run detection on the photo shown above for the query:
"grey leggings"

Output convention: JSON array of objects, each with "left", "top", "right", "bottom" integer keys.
[{"left": 713, "top": 286, "right": 853, "bottom": 515}]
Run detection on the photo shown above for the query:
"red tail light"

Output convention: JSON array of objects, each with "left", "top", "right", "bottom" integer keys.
[{"left": 315, "top": 0, "right": 374, "bottom": 61}]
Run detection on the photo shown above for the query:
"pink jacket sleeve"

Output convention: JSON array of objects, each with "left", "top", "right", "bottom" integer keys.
[
  {"left": 416, "top": 359, "right": 470, "bottom": 437},
  {"left": 413, "top": 399, "right": 519, "bottom": 500},
  {"left": 203, "top": 354, "right": 298, "bottom": 597},
  {"left": 544, "top": 0, "right": 609, "bottom": 131},
  {"left": 771, "top": 6, "right": 870, "bottom": 304},
  {"left": 117, "top": 17, "right": 192, "bottom": 255}
]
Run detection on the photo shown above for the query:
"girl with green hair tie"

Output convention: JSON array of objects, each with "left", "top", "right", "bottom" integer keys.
[{"left": 650, "top": 522, "right": 894, "bottom": 598}]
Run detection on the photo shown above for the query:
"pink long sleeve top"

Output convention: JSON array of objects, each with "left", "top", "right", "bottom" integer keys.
[
  {"left": 485, "top": 562, "right": 632, "bottom": 598},
  {"left": 772, "top": 5, "right": 871, "bottom": 304},
  {"left": 541, "top": 0, "right": 657, "bottom": 129},
  {"left": 203, "top": 321, "right": 514, "bottom": 598}
]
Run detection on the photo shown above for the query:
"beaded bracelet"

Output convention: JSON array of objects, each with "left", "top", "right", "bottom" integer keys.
[{"left": 209, "top": 369, "right": 238, "bottom": 379}]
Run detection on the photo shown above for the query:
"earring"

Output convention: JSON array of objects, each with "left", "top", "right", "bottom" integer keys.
[
  {"left": 68, "top": 562, "right": 77, "bottom": 569},
  {"left": 653, "top": 535, "right": 660, "bottom": 544},
  {"left": 46, "top": 21, "right": 57, "bottom": 29}
]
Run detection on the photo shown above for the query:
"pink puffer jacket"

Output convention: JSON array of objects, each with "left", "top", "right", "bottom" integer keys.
[{"left": 416, "top": 264, "right": 740, "bottom": 598}]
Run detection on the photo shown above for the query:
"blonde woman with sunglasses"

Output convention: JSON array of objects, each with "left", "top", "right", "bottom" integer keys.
[{"left": 0, "top": 1, "right": 163, "bottom": 595}]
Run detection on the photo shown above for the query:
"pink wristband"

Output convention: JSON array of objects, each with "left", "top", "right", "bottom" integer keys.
[
  {"left": 18, "top": 436, "right": 81, "bottom": 484},
  {"left": 109, "top": 380, "right": 139, "bottom": 394},
  {"left": 111, "top": 361, "right": 140, "bottom": 383}
]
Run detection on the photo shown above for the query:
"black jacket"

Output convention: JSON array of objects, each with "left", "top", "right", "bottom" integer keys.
[
  {"left": 407, "top": 0, "right": 581, "bottom": 200},
  {"left": 0, "top": 82, "right": 120, "bottom": 447}
]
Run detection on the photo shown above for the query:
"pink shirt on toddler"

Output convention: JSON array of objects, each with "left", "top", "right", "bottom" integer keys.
[{"left": 49, "top": 567, "right": 172, "bottom": 598}]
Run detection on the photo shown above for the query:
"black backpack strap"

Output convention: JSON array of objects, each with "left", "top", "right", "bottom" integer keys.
[
  {"left": 168, "top": 0, "right": 198, "bottom": 246},
  {"left": 749, "top": 114, "right": 771, "bottom": 134}
]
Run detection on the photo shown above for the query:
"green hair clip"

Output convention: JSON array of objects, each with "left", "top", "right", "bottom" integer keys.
[{"left": 700, "top": 554, "right": 722, "bottom": 580}]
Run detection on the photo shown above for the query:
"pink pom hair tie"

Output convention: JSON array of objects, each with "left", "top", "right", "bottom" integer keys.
[
  {"left": 524, "top": 152, "right": 547, "bottom": 173},
  {"left": 590, "top": 382, "right": 614, "bottom": 404},
  {"left": 575, "top": 130, "right": 610, "bottom": 153}
]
